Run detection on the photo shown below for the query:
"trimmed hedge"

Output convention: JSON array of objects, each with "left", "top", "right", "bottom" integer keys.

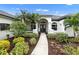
[
  {"left": 10, "top": 42, "right": 29, "bottom": 55},
  {"left": 47, "top": 32, "right": 68, "bottom": 43},
  {"left": 23, "top": 32, "right": 38, "bottom": 38},
  {"left": 29, "top": 38, "right": 37, "bottom": 45},
  {"left": 13, "top": 37, "right": 25, "bottom": 44}
]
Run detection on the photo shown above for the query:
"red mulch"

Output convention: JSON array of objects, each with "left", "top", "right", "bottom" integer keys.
[
  {"left": 48, "top": 39, "right": 79, "bottom": 55},
  {"left": 48, "top": 40, "right": 67, "bottom": 55}
]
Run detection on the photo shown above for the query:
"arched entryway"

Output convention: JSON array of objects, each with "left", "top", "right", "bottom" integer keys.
[{"left": 38, "top": 19, "right": 48, "bottom": 33}]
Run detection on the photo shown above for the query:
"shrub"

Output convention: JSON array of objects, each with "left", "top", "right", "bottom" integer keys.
[
  {"left": 10, "top": 42, "right": 29, "bottom": 55},
  {"left": 0, "top": 49, "right": 8, "bottom": 55},
  {"left": 0, "top": 40, "right": 10, "bottom": 55},
  {"left": 13, "top": 37, "right": 25, "bottom": 44},
  {"left": 10, "top": 21, "right": 27, "bottom": 37},
  {"left": 23, "top": 32, "right": 38, "bottom": 38},
  {"left": 55, "top": 32, "right": 68, "bottom": 43},
  {"left": 47, "top": 33, "right": 56, "bottom": 40},
  {"left": 29, "top": 38, "right": 37, "bottom": 45},
  {"left": 0, "top": 40, "right": 10, "bottom": 50},
  {"left": 64, "top": 45, "right": 79, "bottom": 55},
  {"left": 68, "top": 37, "right": 79, "bottom": 43}
]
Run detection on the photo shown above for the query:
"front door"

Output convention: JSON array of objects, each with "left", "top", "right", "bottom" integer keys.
[{"left": 40, "top": 23, "right": 46, "bottom": 33}]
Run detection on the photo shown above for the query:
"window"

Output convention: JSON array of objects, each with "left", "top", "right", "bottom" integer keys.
[
  {"left": 0, "top": 23, "right": 10, "bottom": 31},
  {"left": 31, "top": 22, "right": 36, "bottom": 30},
  {"left": 52, "top": 22, "right": 57, "bottom": 30}
]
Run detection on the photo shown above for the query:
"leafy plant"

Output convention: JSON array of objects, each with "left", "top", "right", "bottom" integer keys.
[
  {"left": 0, "top": 40, "right": 10, "bottom": 55},
  {"left": 55, "top": 32, "right": 68, "bottom": 43},
  {"left": 10, "top": 42, "right": 29, "bottom": 55},
  {"left": 10, "top": 21, "right": 27, "bottom": 37},
  {"left": 29, "top": 38, "right": 37, "bottom": 45},
  {"left": 13, "top": 37, "right": 25, "bottom": 44},
  {"left": 47, "top": 33, "right": 56, "bottom": 40},
  {"left": 0, "top": 40, "right": 10, "bottom": 50},
  {"left": 0, "top": 49, "right": 8, "bottom": 55},
  {"left": 23, "top": 32, "right": 38, "bottom": 38},
  {"left": 68, "top": 37, "right": 79, "bottom": 43},
  {"left": 64, "top": 45, "right": 79, "bottom": 55}
]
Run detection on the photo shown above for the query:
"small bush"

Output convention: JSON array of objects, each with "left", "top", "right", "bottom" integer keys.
[
  {"left": 0, "top": 49, "right": 8, "bottom": 55},
  {"left": 29, "top": 38, "right": 37, "bottom": 45},
  {"left": 68, "top": 37, "right": 79, "bottom": 43},
  {"left": 13, "top": 37, "right": 25, "bottom": 44},
  {"left": 47, "top": 33, "right": 56, "bottom": 40},
  {"left": 64, "top": 45, "right": 79, "bottom": 55},
  {"left": 10, "top": 21, "right": 27, "bottom": 37},
  {"left": 10, "top": 42, "right": 29, "bottom": 55},
  {"left": 55, "top": 32, "right": 68, "bottom": 43},
  {"left": 0, "top": 40, "right": 10, "bottom": 50},
  {"left": 23, "top": 32, "right": 38, "bottom": 38}
]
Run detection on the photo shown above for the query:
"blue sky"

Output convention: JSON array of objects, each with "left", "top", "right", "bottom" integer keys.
[{"left": 0, "top": 4, "right": 79, "bottom": 15}]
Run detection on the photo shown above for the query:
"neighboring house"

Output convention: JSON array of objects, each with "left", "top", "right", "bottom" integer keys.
[
  {"left": 0, "top": 10, "right": 14, "bottom": 39},
  {"left": 0, "top": 11, "right": 74, "bottom": 38}
]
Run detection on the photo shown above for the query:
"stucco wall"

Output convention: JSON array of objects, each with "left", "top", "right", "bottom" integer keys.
[
  {"left": 33, "top": 17, "right": 65, "bottom": 34},
  {"left": 0, "top": 18, "right": 12, "bottom": 24}
]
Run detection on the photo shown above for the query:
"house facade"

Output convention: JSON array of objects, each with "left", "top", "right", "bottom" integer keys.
[
  {"left": 33, "top": 15, "right": 65, "bottom": 34},
  {"left": 0, "top": 11, "right": 74, "bottom": 38}
]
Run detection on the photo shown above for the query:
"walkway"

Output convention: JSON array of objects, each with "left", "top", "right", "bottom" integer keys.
[{"left": 31, "top": 33, "right": 48, "bottom": 55}]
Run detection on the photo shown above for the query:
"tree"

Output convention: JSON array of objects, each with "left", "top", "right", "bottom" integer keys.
[
  {"left": 15, "top": 10, "right": 31, "bottom": 24},
  {"left": 64, "top": 13, "right": 79, "bottom": 37},
  {"left": 10, "top": 21, "right": 27, "bottom": 37},
  {"left": 13, "top": 9, "right": 40, "bottom": 31}
]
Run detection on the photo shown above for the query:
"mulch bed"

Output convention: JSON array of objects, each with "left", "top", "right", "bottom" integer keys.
[
  {"left": 48, "top": 39, "right": 79, "bottom": 55},
  {"left": 48, "top": 39, "right": 66, "bottom": 55}
]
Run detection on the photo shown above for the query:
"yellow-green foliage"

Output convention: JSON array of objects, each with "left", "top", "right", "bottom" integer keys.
[
  {"left": 13, "top": 37, "right": 25, "bottom": 44},
  {"left": 64, "top": 45, "right": 79, "bottom": 55},
  {"left": 68, "top": 37, "right": 79, "bottom": 43},
  {"left": 0, "top": 49, "right": 8, "bottom": 55},
  {"left": 10, "top": 42, "right": 29, "bottom": 55},
  {"left": 0, "top": 40, "right": 10, "bottom": 50},
  {"left": 29, "top": 38, "right": 37, "bottom": 45}
]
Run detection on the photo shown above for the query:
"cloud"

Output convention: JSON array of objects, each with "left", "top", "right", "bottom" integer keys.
[
  {"left": 11, "top": 8, "right": 29, "bottom": 11},
  {"left": 66, "top": 4, "right": 73, "bottom": 5},
  {"left": 36, "top": 9, "right": 49, "bottom": 12}
]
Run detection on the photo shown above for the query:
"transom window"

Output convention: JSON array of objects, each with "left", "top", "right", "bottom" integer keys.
[
  {"left": 52, "top": 22, "right": 57, "bottom": 30},
  {"left": 0, "top": 23, "right": 10, "bottom": 31}
]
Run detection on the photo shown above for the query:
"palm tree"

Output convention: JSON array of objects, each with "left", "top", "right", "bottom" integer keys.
[
  {"left": 15, "top": 10, "right": 40, "bottom": 24},
  {"left": 15, "top": 10, "right": 31, "bottom": 24},
  {"left": 64, "top": 13, "right": 79, "bottom": 37},
  {"left": 14, "top": 10, "right": 40, "bottom": 31}
]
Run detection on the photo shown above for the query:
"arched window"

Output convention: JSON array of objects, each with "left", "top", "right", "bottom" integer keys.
[
  {"left": 52, "top": 22, "right": 57, "bottom": 30},
  {"left": 31, "top": 22, "right": 36, "bottom": 30}
]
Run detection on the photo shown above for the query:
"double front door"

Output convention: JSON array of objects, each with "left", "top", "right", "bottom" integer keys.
[{"left": 40, "top": 23, "right": 46, "bottom": 33}]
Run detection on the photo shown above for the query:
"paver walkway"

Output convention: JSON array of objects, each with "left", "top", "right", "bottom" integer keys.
[{"left": 31, "top": 33, "right": 48, "bottom": 55}]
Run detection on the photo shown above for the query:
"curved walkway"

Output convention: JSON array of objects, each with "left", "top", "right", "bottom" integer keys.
[{"left": 31, "top": 33, "right": 48, "bottom": 55}]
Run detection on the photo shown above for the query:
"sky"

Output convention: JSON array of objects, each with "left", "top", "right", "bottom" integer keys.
[{"left": 0, "top": 4, "right": 79, "bottom": 16}]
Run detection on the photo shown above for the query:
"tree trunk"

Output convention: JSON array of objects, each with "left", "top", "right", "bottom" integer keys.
[{"left": 22, "top": 19, "right": 25, "bottom": 23}]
